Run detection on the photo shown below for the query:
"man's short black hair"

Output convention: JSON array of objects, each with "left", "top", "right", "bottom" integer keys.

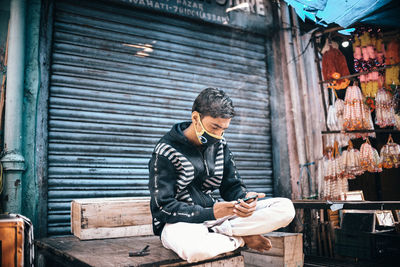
[{"left": 192, "top": 88, "right": 235, "bottom": 118}]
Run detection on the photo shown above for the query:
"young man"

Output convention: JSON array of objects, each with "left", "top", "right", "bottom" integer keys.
[{"left": 148, "top": 88, "right": 295, "bottom": 263}]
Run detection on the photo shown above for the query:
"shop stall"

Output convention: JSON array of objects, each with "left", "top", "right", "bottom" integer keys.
[{"left": 288, "top": 4, "right": 400, "bottom": 264}]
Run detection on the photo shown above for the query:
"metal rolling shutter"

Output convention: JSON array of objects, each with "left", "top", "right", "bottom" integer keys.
[{"left": 48, "top": 0, "right": 272, "bottom": 235}]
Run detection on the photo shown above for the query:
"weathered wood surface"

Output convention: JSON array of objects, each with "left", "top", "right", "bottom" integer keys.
[
  {"left": 242, "top": 232, "right": 303, "bottom": 267},
  {"left": 71, "top": 197, "right": 153, "bottom": 240},
  {"left": 293, "top": 200, "right": 400, "bottom": 210},
  {"left": 35, "top": 235, "right": 243, "bottom": 267}
]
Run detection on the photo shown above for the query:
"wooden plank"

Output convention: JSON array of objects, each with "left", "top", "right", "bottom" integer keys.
[
  {"left": 242, "top": 252, "right": 284, "bottom": 267},
  {"left": 70, "top": 201, "right": 81, "bottom": 236},
  {"left": 293, "top": 200, "right": 400, "bottom": 210},
  {"left": 242, "top": 233, "right": 303, "bottom": 267},
  {"left": 163, "top": 255, "right": 244, "bottom": 267},
  {"left": 316, "top": 224, "right": 322, "bottom": 256},
  {"left": 73, "top": 197, "right": 150, "bottom": 204},
  {"left": 245, "top": 232, "right": 299, "bottom": 257},
  {"left": 35, "top": 236, "right": 242, "bottom": 267},
  {"left": 81, "top": 201, "right": 151, "bottom": 228},
  {"left": 283, "top": 233, "right": 303, "bottom": 263},
  {"left": 78, "top": 224, "right": 153, "bottom": 240},
  {"left": 71, "top": 197, "right": 152, "bottom": 240}
]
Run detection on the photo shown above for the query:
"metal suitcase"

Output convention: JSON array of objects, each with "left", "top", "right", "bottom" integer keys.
[{"left": 0, "top": 215, "right": 24, "bottom": 267}]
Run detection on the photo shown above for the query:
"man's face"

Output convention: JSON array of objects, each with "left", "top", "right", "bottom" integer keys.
[{"left": 192, "top": 112, "right": 231, "bottom": 137}]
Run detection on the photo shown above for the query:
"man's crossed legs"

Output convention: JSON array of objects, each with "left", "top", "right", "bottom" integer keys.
[{"left": 161, "top": 197, "right": 295, "bottom": 263}]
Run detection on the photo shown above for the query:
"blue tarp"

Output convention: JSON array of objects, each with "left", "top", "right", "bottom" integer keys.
[{"left": 284, "top": 0, "right": 394, "bottom": 28}]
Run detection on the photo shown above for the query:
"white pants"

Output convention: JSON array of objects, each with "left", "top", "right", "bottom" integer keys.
[{"left": 161, "top": 197, "right": 295, "bottom": 263}]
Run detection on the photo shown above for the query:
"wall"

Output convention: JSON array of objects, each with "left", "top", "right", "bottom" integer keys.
[
  {"left": 21, "top": 0, "right": 43, "bottom": 236},
  {"left": 0, "top": 0, "right": 10, "bottom": 215},
  {"left": 15, "top": 0, "right": 294, "bottom": 236},
  {"left": 0, "top": 0, "right": 10, "bottom": 128},
  {"left": 0, "top": 0, "right": 9, "bottom": 51}
]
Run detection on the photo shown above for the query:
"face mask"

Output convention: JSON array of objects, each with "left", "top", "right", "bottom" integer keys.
[{"left": 195, "top": 117, "right": 223, "bottom": 146}]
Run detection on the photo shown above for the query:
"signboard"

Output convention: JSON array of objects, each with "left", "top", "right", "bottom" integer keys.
[{"left": 108, "top": 0, "right": 272, "bottom": 33}]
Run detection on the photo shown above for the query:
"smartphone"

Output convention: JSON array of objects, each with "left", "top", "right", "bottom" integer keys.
[{"left": 238, "top": 195, "right": 258, "bottom": 203}]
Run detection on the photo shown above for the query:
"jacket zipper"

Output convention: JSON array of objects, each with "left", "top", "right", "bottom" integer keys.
[
  {"left": 198, "top": 148, "right": 210, "bottom": 176},
  {"left": 194, "top": 148, "right": 209, "bottom": 207}
]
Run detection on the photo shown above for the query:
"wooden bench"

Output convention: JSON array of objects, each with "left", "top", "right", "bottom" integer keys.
[{"left": 35, "top": 235, "right": 244, "bottom": 267}]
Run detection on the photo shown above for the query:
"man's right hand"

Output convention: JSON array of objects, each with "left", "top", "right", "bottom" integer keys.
[{"left": 213, "top": 201, "right": 236, "bottom": 219}]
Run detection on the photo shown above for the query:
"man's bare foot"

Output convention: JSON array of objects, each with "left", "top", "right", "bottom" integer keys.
[{"left": 242, "top": 235, "right": 272, "bottom": 252}]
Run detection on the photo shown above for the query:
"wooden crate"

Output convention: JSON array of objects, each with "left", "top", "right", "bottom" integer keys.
[
  {"left": 0, "top": 216, "right": 24, "bottom": 267},
  {"left": 241, "top": 232, "right": 303, "bottom": 267},
  {"left": 71, "top": 197, "right": 153, "bottom": 240}
]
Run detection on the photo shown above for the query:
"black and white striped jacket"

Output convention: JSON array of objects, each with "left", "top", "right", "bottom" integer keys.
[{"left": 148, "top": 122, "right": 247, "bottom": 236}]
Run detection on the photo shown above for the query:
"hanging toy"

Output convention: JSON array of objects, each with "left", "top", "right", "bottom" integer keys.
[{"left": 379, "top": 135, "right": 400, "bottom": 169}]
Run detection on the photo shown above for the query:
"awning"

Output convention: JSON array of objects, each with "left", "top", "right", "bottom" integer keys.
[{"left": 284, "top": 0, "right": 398, "bottom": 28}]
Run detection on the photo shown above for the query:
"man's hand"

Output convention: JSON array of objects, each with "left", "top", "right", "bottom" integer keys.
[
  {"left": 234, "top": 192, "right": 266, "bottom": 218},
  {"left": 213, "top": 201, "right": 236, "bottom": 219}
]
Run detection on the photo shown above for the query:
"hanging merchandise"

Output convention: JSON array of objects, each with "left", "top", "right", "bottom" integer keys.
[
  {"left": 394, "top": 87, "right": 400, "bottom": 129},
  {"left": 359, "top": 138, "right": 382, "bottom": 173},
  {"left": 375, "top": 88, "right": 396, "bottom": 127},
  {"left": 322, "top": 42, "right": 350, "bottom": 90},
  {"left": 322, "top": 142, "right": 348, "bottom": 200},
  {"left": 341, "top": 140, "right": 364, "bottom": 179},
  {"left": 343, "top": 85, "right": 375, "bottom": 138},
  {"left": 394, "top": 87, "right": 400, "bottom": 114},
  {"left": 385, "top": 40, "right": 400, "bottom": 89},
  {"left": 395, "top": 114, "right": 400, "bottom": 130},
  {"left": 379, "top": 135, "right": 400, "bottom": 169},
  {"left": 326, "top": 98, "right": 350, "bottom": 147},
  {"left": 352, "top": 27, "right": 385, "bottom": 98}
]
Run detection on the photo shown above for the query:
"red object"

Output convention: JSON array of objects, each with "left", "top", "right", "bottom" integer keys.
[
  {"left": 386, "top": 40, "right": 400, "bottom": 64},
  {"left": 322, "top": 47, "right": 350, "bottom": 87}
]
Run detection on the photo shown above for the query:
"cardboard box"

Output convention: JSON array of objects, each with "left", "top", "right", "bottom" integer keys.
[
  {"left": 71, "top": 197, "right": 153, "bottom": 240},
  {"left": 242, "top": 232, "right": 304, "bottom": 267}
]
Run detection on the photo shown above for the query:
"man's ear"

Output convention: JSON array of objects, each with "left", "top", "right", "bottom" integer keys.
[{"left": 191, "top": 111, "right": 199, "bottom": 122}]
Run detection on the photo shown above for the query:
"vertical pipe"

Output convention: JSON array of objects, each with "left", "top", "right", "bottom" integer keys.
[{"left": 1, "top": 0, "right": 26, "bottom": 213}]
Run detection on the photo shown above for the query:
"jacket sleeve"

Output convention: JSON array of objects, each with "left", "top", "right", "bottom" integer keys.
[
  {"left": 219, "top": 145, "right": 248, "bottom": 201},
  {"left": 148, "top": 153, "right": 215, "bottom": 225}
]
